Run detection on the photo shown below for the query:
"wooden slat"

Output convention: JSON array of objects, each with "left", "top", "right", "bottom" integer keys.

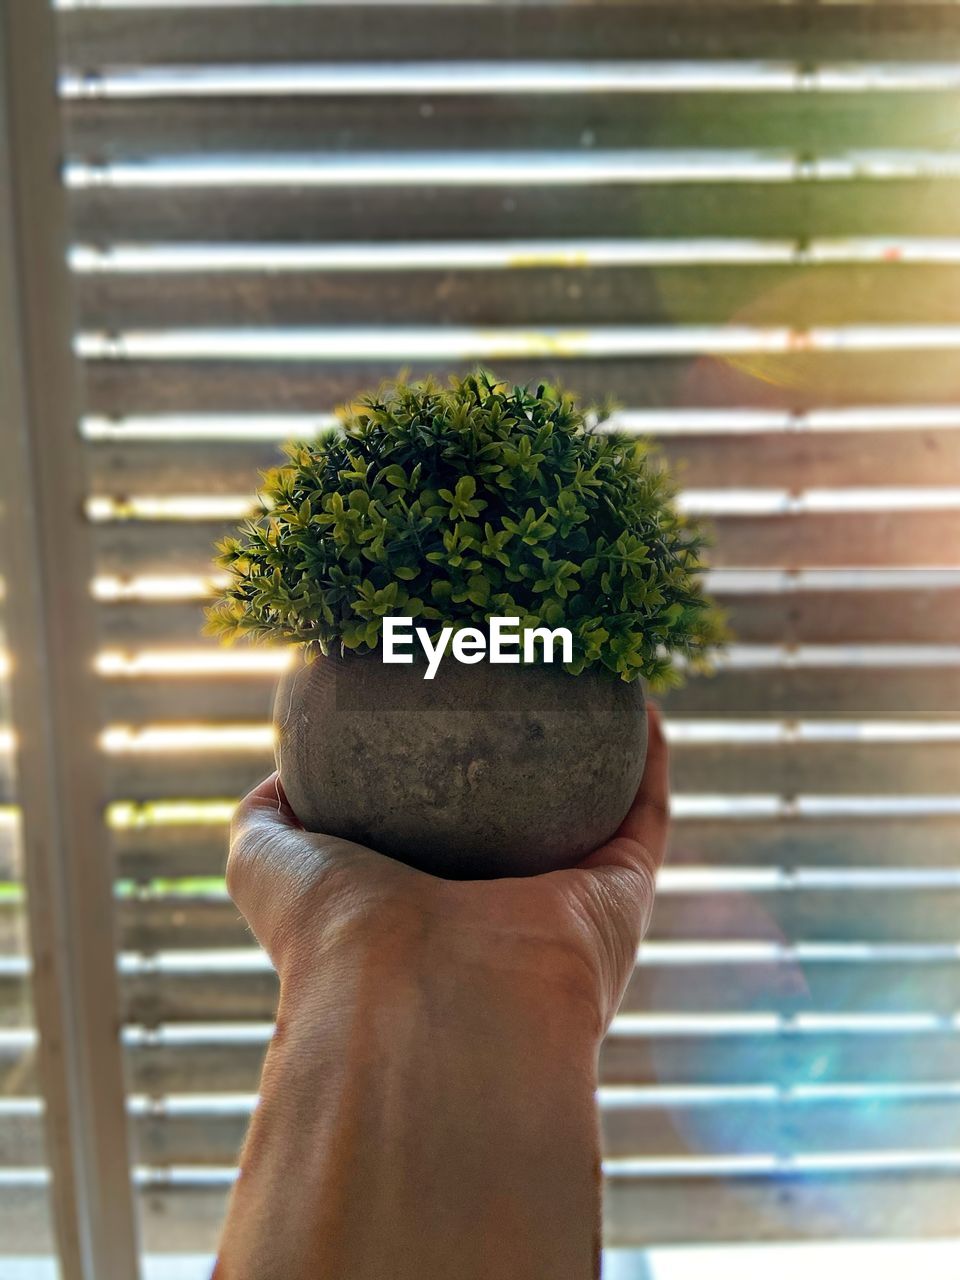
[
  {"left": 63, "top": 92, "right": 960, "bottom": 160},
  {"left": 131, "top": 1109, "right": 247, "bottom": 1168},
  {"left": 112, "top": 825, "right": 231, "bottom": 882},
  {"left": 100, "top": 677, "right": 275, "bottom": 723},
  {"left": 0, "top": 1183, "right": 57, "bottom": 1254},
  {"left": 651, "top": 740, "right": 960, "bottom": 794},
  {"left": 89, "top": 510, "right": 960, "bottom": 577},
  {"left": 0, "top": 1180, "right": 221, "bottom": 1255},
  {"left": 137, "top": 1182, "right": 226, "bottom": 1253},
  {"left": 0, "top": 969, "right": 33, "bottom": 1029},
  {"left": 0, "top": 902, "right": 29, "bottom": 954},
  {"left": 86, "top": 440, "right": 285, "bottom": 497},
  {"left": 98, "top": 666, "right": 960, "bottom": 722},
  {"left": 622, "top": 957, "right": 960, "bottom": 1016},
  {"left": 668, "top": 817, "right": 960, "bottom": 870},
  {"left": 97, "top": 602, "right": 235, "bottom": 649},
  {"left": 85, "top": 426, "right": 960, "bottom": 493},
  {"left": 602, "top": 1029, "right": 960, "bottom": 1088},
  {"left": 649, "top": 888, "right": 960, "bottom": 946},
  {"left": 0, "top": 1037, "right": 38, "bottom": 1097},
  {"left": 114, "top": 899, "right": 246, "bottom": 954},
  {"left": 74, "top": 264, "right": 960, "bottom": 332},
  {"left": 715, "top": 586, "right": 960, "bottom": 646},
  {"left": 0, "top": 1107, "right": 53, "bottom": 1167},
  {"left": 99, "top": 751, "right": 279, "bottom": 805},
  {"left": 0, "top": 827, "right": 19, "bottom": 881},
  {"left": 106, "top": 816, "right": 960, "bottom": 883},
  {"left": 57, "top": 5, "right": 960, "bottom": 66},
  {"left": 68, "top": 179, "right": 960, "bottom": 244},
  {"left": 77, "top": 350, "right": 960, "bottom": 414},
  {"left": 660, "top": 668, "right": 960, "bottom": 719},
  {"left": 604, "top": 1170, "right": 960, "bottom": 1244},
  {"left": 696, "top": 512, "right": 960, "bottom": 570},
  {"left": 128, "top": 1034, "right": 266, "bottom": 1098},
  {"left": 122, "top": 967, "right": 280, "bottom": 1026},
  {"left": 94, "top": 585, "right": 960, "bottom": 648},
  {"left": 603, "top": 1096, "right": 960, "bottom": 1159}
]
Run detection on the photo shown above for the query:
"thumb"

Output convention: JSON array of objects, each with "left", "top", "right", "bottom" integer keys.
[
  {"left": 569, "top": 701, "right": 670, "bottom": 1023},
  {"left": 227, "top": 772, "right": 386, "bottom": 960}
]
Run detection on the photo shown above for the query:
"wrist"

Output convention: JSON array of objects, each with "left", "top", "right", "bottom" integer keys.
[
  {"left": 228, "top": 909, "right": 603, "bottom": 1280},
  {"left": 277, "top": 905, "right": 603, "bottom": 1084},
  {"left": 272, "top": 947, "right": 601, "bottom": 1279}
]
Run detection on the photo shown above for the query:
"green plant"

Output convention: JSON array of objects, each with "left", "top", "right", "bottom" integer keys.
[{"left": 205, "top": 372, "right": 727, "bottom": 686}]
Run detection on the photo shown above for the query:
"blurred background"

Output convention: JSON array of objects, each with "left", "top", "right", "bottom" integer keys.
[{"left": 2, "top": 1, "right": 960, "bottom": 1277}]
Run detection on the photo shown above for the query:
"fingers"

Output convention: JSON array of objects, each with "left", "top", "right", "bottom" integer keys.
[
  {"left": 566, "top": 702, "right": 670, "bottom": 1025},
  {"left": 579, "top": 699, "right": 670, "bottom": 881},
  {"left": 231, "top": 771, "right": 302, "bottom": 837},
  {"left": 611, "top": 699, "right": 670, "bottom": 875},
  {"left": 228, "top": 770, "right": 417, "bottom": 914},
  {"left": 227, "top": 772, "right": 334, "bottom": 932}
]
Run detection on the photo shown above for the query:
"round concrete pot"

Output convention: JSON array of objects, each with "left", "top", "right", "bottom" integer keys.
[{"left": 274, "top": 648, "right": 648, "bottom": 879}]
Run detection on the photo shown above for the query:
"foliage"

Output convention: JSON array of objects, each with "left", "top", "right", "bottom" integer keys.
[{"left": 205, "top": 372, "right": 728, "bottom": 686}]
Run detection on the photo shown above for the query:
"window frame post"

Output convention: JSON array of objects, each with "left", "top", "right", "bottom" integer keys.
[{"left": 0, "top": 5, "right": 141, "bottom": 1278}]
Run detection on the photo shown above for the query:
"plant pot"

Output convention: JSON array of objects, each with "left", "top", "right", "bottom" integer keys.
[{"left": 274, "top": 648, "right": 648, "bottom": 879}]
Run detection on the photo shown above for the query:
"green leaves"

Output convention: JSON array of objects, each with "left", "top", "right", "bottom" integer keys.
[
  {"left": 501, "top": 507, "right": 556, "bottom": 546},
  {"left": 530, "top": 557, "right": 579, "bottom": 600},
  {"left": 205, "top": 371, "right": 728, "bottom": 686},
  {"left": 439, "top": 475, "right": 487, "bottom": 521}
]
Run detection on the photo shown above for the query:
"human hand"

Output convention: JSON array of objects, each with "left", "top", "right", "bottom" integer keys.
[
  {"left": 227, "top": 701, "right": 669, "bottom": 1045},
  {"left": 219, "top": 703, "right": 668, "bottom": 1280}
]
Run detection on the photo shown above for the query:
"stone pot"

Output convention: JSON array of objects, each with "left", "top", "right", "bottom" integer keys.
[{"left": 274, "top": 648, "right": 647, "bottom": 879}]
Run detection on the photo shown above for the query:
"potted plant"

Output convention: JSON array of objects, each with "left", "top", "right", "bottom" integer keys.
[{"left": 206, "top": 373, "right": 725, "bottom": 878}]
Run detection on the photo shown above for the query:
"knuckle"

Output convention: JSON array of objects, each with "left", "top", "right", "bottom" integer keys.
[
  {"left": 223, "top": 842, "right": 247, "bottom": 904},
  {"left": 224, "top": 822, "right": 263, "bottom": 905},
  {"left": 228, "top": 800, "right": 254, "bottom": 852}
]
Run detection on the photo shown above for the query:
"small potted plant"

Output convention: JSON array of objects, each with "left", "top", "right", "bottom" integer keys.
[{"left": 206, "top": 373, "right": 725, "bottom": 878}]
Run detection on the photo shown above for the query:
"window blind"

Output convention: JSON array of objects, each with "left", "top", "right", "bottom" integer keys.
[{"left": 5, "top": 0, "right": 960, "bottom": 1258}]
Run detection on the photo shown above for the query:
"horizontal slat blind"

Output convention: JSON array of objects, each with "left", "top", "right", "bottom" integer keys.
[
  {"left": 55, "top": 4, "right": 960, "bottom": 63},
  {"left": 30, "top": 0, "right": 960, "bottom": 1258}
]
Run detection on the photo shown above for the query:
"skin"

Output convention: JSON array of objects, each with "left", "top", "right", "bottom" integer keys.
[{"left": 214, "top": 702, "right": 670, "bottom": 1280}]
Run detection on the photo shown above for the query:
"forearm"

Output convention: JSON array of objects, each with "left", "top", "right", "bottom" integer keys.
[{"left": 214, "top": 945, "right": 603, "bottom": 1280}]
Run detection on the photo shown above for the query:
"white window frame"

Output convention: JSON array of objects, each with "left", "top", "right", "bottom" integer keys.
[{"left": 0, "top": 6, "right": 140, "bottom": 1278}]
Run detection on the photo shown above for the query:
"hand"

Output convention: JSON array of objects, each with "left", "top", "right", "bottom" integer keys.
[
  {"left": 217, "top": 703, "right": 669, "bottom": 1280},
  {"left": 227, "top": 701, "right": 669, "bottom": 1044}
]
